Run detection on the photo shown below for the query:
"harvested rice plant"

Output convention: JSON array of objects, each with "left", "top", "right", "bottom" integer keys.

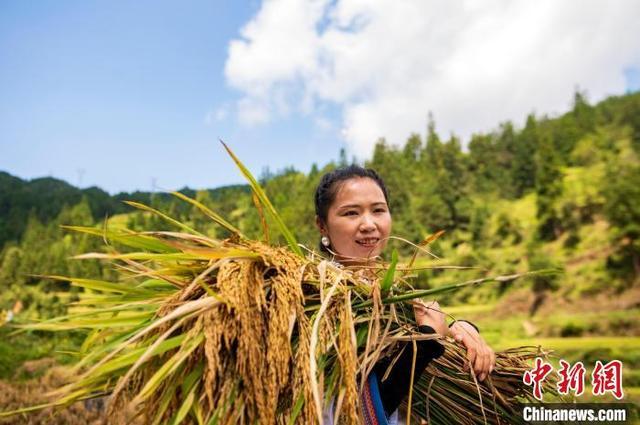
[
  {"left": 1, "top": 93, "right": 639, "bottom": 423},
  {"left": 0, "top": 145, "right": 559, "bottom": 425}
]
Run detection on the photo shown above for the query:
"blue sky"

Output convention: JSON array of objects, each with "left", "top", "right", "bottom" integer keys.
[
  {"left": 0, "top": 0, "right": 345, "bottom": 193},
  {"left": 1, "top": 1, "right": 639, "bottom": 194}
]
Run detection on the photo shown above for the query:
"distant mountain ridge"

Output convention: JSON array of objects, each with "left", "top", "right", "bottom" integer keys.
[{"left": 0, "top": 171, "right": 248, "bottom": 247}]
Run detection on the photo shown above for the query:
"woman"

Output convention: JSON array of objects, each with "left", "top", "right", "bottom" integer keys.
[{"left": 314, "top": 165, "right": 495, "bottom": 423}]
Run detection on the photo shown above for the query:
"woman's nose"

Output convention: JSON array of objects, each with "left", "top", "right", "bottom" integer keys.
[{"left": 359, "top": 214, "right": 376, "bottom": 231}]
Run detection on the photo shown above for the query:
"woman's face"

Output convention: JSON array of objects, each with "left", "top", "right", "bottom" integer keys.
[{"left": 317, "top": 177, "right": 392, "bottom": 262}]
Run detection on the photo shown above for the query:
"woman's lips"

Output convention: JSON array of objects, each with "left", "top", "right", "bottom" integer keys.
[{"left": 356, "top": 238, "right": 379, "bottom": 248}]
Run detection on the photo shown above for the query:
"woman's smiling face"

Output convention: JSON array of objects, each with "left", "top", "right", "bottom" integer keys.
[{"left": 318, "top": 177, "right": 392, "bottom": 262}]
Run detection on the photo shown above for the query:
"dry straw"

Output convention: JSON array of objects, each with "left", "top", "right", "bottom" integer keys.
[{"left": 1, "top": 144, "right": 558, "bottom": 424}]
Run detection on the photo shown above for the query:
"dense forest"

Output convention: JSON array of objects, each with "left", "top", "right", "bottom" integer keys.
[{"left": 1, "top": 90, "right": 639, "bottom": 321}]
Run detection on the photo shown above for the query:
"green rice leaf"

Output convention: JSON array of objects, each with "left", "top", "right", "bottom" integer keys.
[
  {"left": 62, "top": 225, "right": 179, "bottom": 253},
  {"left": 287, "top": 393, "right": 305, "bottom": 425},
  {"left": 169, "top": 382, "right": 198, "bottom": 425},
  {"left": 73, "top": 252, "right": 203, "bottom": 261},
  {"left": 133, "top": 333, "right": 204, "bottom": 403},
  {"left": 151, "top": 368, "right": 184, "bottom": 425},
  {"left": 33, "top": 275, "right": 154, "bottom": 295},
  {"left": 171, "top": 191, "right": 244, "bottom": 237},
  {"left": 381, "top": 248, "right": 399, "bottom": 292},
  {"left": 124, "top": 201, "right": 205, "bottom": 237},
  {"left": 93, "top": 335, "right": 186, "bottom": 376},
  {"left": 221, "top": 141, "right": 303, "bottom": 257}
]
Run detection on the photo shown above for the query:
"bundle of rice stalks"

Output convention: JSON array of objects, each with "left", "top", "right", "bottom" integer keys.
[{"left": 2, "top": 145, "right": 557, "bottom": 424}]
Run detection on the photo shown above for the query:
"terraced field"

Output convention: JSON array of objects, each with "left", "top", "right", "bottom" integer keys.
[{"left": 445, "top": 303, "right": 640, "bottom": 407}]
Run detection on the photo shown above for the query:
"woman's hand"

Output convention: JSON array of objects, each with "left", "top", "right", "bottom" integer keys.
[
  {"left": 412, "top": 300, "right": 447, "bottom": 336},
  {"left": 449, "top": 321, "right": 495, "bottom": 382}
]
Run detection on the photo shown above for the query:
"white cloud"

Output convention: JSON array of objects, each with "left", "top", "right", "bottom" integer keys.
[
  {"left": 204, "top": 105, "right": 230, "bottom": 125},
  {"left": 224, "top": 0, "right": 640, "bottom": 157},
  {"left": 313, "top": 115, "right": 333, "bottom": 132},
  {"left": 236, "top": 97, "right": 270, "bottom": 125}
]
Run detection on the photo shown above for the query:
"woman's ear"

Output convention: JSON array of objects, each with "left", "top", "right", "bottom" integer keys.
[{"left": 315, "top": 216, "right": 326, "bottom": 235}]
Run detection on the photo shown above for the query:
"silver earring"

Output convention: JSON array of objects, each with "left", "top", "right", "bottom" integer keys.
[{"left": 321, "top": 236, "right": 330, "bottom": 247}]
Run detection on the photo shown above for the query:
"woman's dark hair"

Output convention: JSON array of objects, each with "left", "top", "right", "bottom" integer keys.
[
  {"left": 314, "top": 165, "right": 390, "bottom": 225},
  {"left": 314, "top": 165, "right": 390, "bottom": 254}
]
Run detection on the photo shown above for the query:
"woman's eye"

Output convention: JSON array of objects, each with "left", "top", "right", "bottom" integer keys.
[
  {"left": 374, "top": 208, "right": 387, "bottom": 213},
  {"left": 343, "top": 211, "right": 358, "bottom": 216}
]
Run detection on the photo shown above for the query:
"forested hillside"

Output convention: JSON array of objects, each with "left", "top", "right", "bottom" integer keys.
[
  {"left": 1, "top": 91, "right": 639, "bottom": 320},
  {"left": 1, "top": 90, "right": 640, "bottom": 417}
]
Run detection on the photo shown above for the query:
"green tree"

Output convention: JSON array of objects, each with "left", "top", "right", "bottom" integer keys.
[
  {"left": 438, "top": 135, "right": 471, "bottom": 228},
  {"left": 535, "top": 131, "right": 563, "bottom": 240},
  {"left": 572, "top": 90, "right": 596, "bottom": 135},
  {"left": 402, "top": 133, "right": 422, "bottom": 163},
  {"left": 495, "top": 122, "right": 517, "bottom": 198},
  {"left": 0, "top": 246, "right": 24, "bottom": 310},
  {"left": 468, "top": 133, "right": 500, "bottom": 194},
  {"left": 415, "top": 118, "right": 457, "bottom": 233},
  {"left": 512, "top": 114, "right": 538, "bottom": 197},
  {"left": 369, "top": 139, "right": 418, "bottom": 239},
  {"left": 603, "top": 163, "right": 640, "bottom": 284}
]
